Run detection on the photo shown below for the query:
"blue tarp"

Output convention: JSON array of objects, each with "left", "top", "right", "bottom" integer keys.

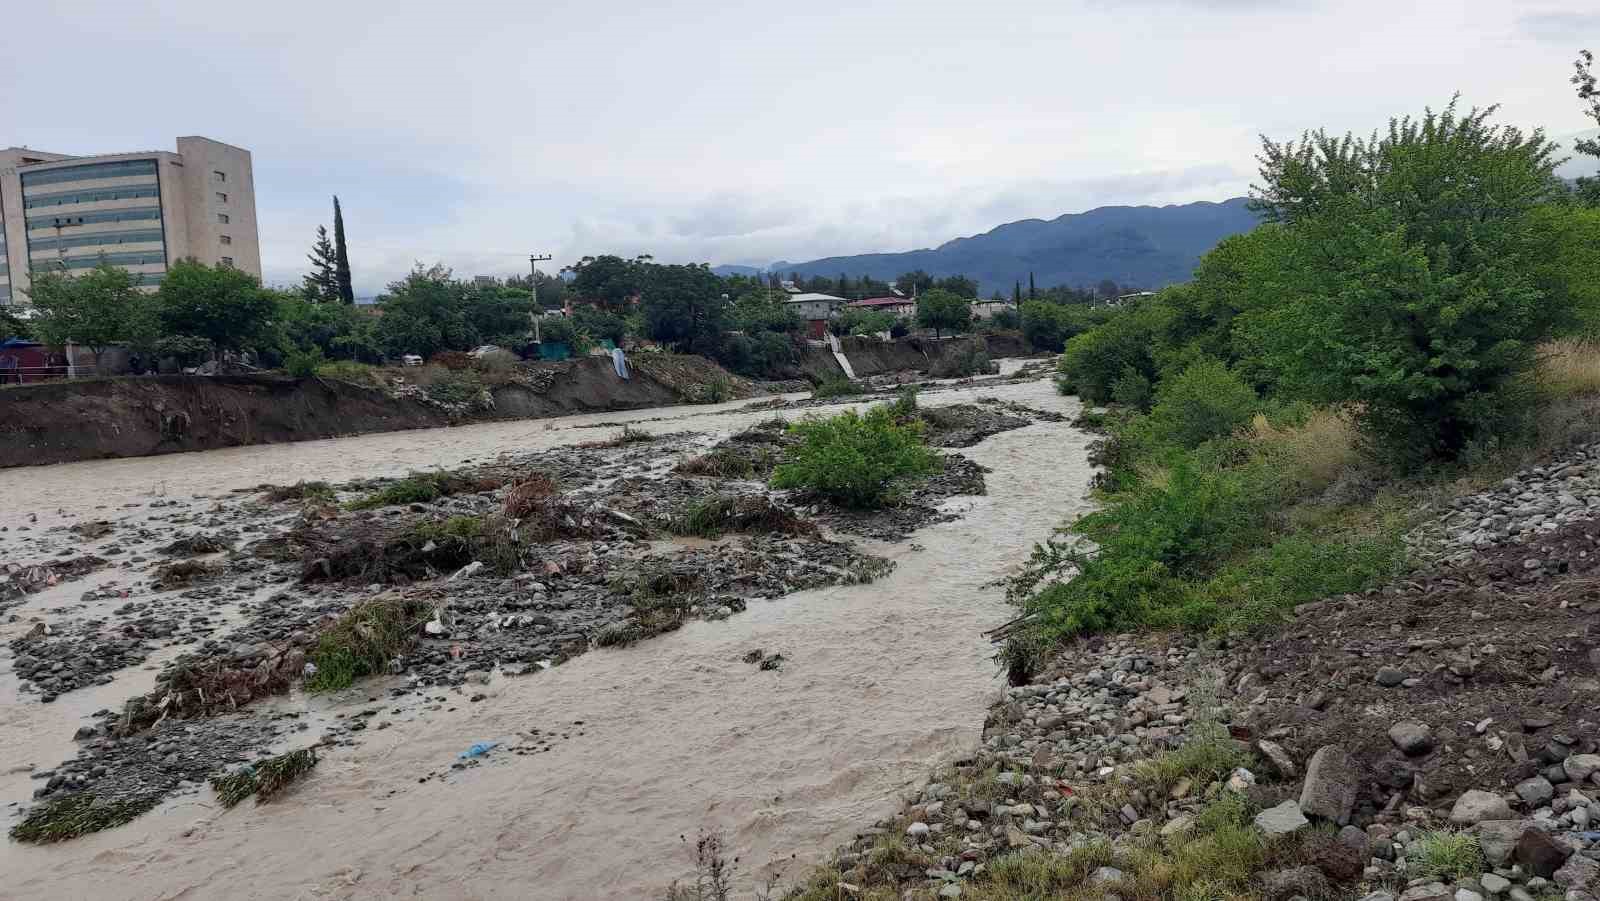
[{"left": 611, "top": 347, "right": 629, "bottom": 380}]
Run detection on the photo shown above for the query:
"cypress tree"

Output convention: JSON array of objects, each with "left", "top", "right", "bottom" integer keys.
[
  {"left": 1028, "top": 272, "right": 1036, "bottom": 299},
  {"left": 1012, "top": 280, "right": 1021, "bottom": 303},
  {"left": 332, "top": 196, "right": 355, "bottom": 305}
]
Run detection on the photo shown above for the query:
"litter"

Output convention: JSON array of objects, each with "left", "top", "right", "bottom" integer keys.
[{"left": 459, "top": 742, "right": 499, "bottom": 759}]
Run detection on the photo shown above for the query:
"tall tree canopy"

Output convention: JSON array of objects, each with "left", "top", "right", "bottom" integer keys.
[{"left": 333, "top": 197, "right": 355, "bottom": 304}]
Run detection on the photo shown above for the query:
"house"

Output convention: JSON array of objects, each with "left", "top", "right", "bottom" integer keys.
[
  {"left": 848, "top": 296, "right": 916, "bottom": 318},
  {"left": 971, "top": 298, "right": 1018, "bottom": 320},
  {"left": 784, "top": 292, "right": 846, "bottom": 338}
]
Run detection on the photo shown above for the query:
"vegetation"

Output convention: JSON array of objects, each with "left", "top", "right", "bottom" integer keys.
[
  {"left": 915, "top": 288, "right": 973, "bottom": 339},
  {"left": 1409, "top": 831, "right": 1485, "bottom": 881},
  {"left": 210, "top": 749, "right": 319, "bottom": 808},
  {"left": 347, "top": 470, "right": 497, "bottom": 510},
  {"left": 305, "top": 596, "right": 435, "bottom": 692},
  {"left": 333, "top": 196, "right": 355, "bottom": 305},
  {"left": 811, "top": 376, "right": 863, "bottom": 399},
  {"left": 8, "top": 793, "right": 159, "bottom": 844},
  {"left": 770, "top": 407, "right": 943, "bottom": 508},
  {"left": 25, "top": 264, "right": 143, "bottom": 372}
]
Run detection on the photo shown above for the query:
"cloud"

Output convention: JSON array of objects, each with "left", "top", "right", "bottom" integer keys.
[{"left": 1517, "top": 11, "right": 1600, "bottom": 42}]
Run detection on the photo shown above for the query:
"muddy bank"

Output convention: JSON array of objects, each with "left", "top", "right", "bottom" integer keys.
[
  {"left": 0, "top": 355, "right": 752, "bottom": 469},
  {"left": 795, "top": 334, "right": 1032, "bottom": 381}
]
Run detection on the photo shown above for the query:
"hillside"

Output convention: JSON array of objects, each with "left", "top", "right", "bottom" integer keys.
[{"left": 762, "top": 197, "right": 1260, "bottom": 294}]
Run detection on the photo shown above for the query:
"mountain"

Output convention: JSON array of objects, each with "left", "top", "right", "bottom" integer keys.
[
  {"left": 711, "top": 264, "right": 765, "bottom": 278},
  {"left": 759, "top": 198, "right": 1261, "bottom": 296}
]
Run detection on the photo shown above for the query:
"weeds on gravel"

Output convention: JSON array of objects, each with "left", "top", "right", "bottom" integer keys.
[
  {"left": 262, "top": 480, "right": 335, "bottom": 504},
  {"left": 674, "top": 446, "right": 779, "bottom": 479},
  {"left": 306, "top": 597, "right": 434, "bottom": 691},
  {"left": 8, "top": 794, "right": 160, "bottom": 844},
  {"left": 811, "top": 377, "right": 862, "bottom": 399},
  {"left": 210, "top": 749, "right": 319, "bottom": 808},
  {"left": 1409, "top": 830, "right": 1484, "bottom": 881},
  {"left": 347, "top": 470, "right": 501, "bottom": 510},
  {"left": 579, "top": 425, "right": 655, "bottom": 448},
  {"left": 670, "top": 495, "right": 814, "bottom": 538}
]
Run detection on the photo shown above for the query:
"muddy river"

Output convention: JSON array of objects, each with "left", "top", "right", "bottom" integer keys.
[{"left": 1, "top": 373, "right": 1093, "bottom": 900}]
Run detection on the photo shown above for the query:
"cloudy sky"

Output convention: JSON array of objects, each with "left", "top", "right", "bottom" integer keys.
[{"left": 2, "top": 0, "right": 1597, "bottom": 294}]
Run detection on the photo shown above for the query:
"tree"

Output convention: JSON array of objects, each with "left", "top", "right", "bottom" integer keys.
[
  {"left": 1243, "top": 97, "right": 1566, "bottom": 463},
  {"left": 896, "top": 270, "right": 933, "bottom": 296},
  {"left": 639, "top": 263, "right": 728, "bottom": 355},
  {"left": 1572, "top": 50, "right": 1600, "bottom": 206},
  {"left": 915, "top": 289, "right": 972, "bottom": 339},
  {"left": 26, "top": 264, "right": 142, "bottom": 372},
  {"left": 302, "top": 225, "right": 339, "bottom": 303},
  {"left": 374, "top": 263, "right": 476, "bottom": 359},
  {"left": 333, "top": 197, "right": 355, "bottom": 305},
  {"left": 934, "top": 275, "right": 978, "bottom": 298},
  {"left": 567, "top": 254, "right": 645, "bottom": 308},
  {"left": 1028, "top": 272, "right": 1037, "bottom": 300},
  {"left": 152, "top": 259, "right": 278, "bottom": 354},
  {"left": 1012, "top": 281, "right": 1022, "bottom": 303}
]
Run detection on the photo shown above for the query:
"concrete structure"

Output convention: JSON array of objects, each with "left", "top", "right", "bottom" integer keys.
[
  {"left": 971, "top": 298, "right": 1018, "bottom": 320},
  {"left": 784, "top": 292, "right": 846, "bottom": 339},
  {"left": 848, "top": 296, "right": 916, "bottom": 317},
  {"left": 0, "top": 137, "right": 260, "bottom": 305}
]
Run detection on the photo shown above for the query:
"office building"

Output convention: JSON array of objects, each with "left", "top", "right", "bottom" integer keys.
[{"left": 0, "top": 136, "right": 260, "bottom": 305}]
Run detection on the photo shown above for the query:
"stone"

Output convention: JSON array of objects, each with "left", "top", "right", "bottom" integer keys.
[
  {"left": 1338, "top": 824, "right": 1371, "bottom": 858},
  {"left": 1452, "top": 790, "right": 1515, "bottom": 825},
  {"left": 1565, "top": 755, "right": 1600, "bottom": 783},
  {"left": 1454, "top": 891, "right": 1483, "bottom": 901},
  {"left": 1256, "top": 739, "right": 1298, "bottom": 778},
  {"left": 1090, "top": 866, "right": 1125, "bottom": 884},
  {"left": 906, "top": 822, "right": 930, "bottom": 839},
  {"left": 1389, "top": 721, "right": 1436, "bottom": 756},
  {"left": 1161, "top": 815, "right": 1194, "bottom": 837},
  {"left": 1516, "top": 827, "right": 1573, "bottom": 878},
  {"left": 1398, "top": 882, "right": 1453, "bottom": 901},
  {"left": 1480, "top": 873, "right": 1511, "bottom": 895},
  {"left": 1260, "top": 866, "right": 1330, "bottom": 901},
  {"left": 1516, "top": 776, "right": 1556, "bottom": 807},
  {"left": 1359, "top": 894, "right": 1397, "bottom": 901},
  {"left": 1301, "top": 746, "right": 1360, "bottom": 824},
  {"left": 1255, "top": 800, "right": 1310, "bottom": 836},
  {"left": 938, "top": 885, "right": 961, "bottom": 899},
  {"left": 1555, "top": 854, "right": 1600, "bottom": 890},
  {"left": 1376, "top": 667, "right": 1408, "bottom": 687},
  {"left": 1477, "top": 820, "right": 1534, "bottom": 866}
]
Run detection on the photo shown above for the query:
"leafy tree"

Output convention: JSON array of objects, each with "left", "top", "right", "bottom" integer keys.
[
  {"left": 462, "top": 283, "right": 536, "bottom": 344},
  {"left": 1028, "top": 272, "right": 1037, "bottom": 299},
  {"left": 333, "top": 197, "right": 355, "bottom": 305},
  {"left": 1142, "top": 359, "right": 1259, "bottom": 449},
  {"left": 572, "top": 304, "right": 628, "bottom": 343},
  {"left": 26, "top": 264, "right": 142, "bottom": 372},
  {"left": 374, "top": 264, "right": 477, "bottom": 358},
  {"left": 275, "top": 293, "right": 382, "bottom": 362},
  {"left": 640, "top": 263, "right": 728, "bottom": 354},
  {"left": 302, "top": 225, "right": 339, "bottom": 303},
  {"left": 0, "top": 305, "right": 32, "bottom": 340},
  {"left": 915, "top": 289, "right": 971, "bottom": 339},
  {"left": 1243, "top": 98, "right": 1566, "bottom": 462},
  {"left": 151, "top": 259, "right": 279, "bottom": 354},
  {"left": 934, "top": 275, "right": 978, "bottom": 298},
  {"left": 1572, "top": 50, "right": 1600, "bottom": 206},
  {"left": 567, "top": 254, "right": 645, "bottom": 308},
  {"left": 731, "top": 291, "right": 801, "bottom": 335},
  {"left": 834, "top": 308, "right": 895, "bottom": 337},
  {"left": 896, "top": 270, "right": 934, "bottom": 296},
  {"left": 988, "top": 307, "right": 1021, "bottom": 330}
]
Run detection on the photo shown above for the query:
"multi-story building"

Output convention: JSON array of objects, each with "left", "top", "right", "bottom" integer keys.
[{"left": 0, "top": 136, "right": 260, "bottom": 305}]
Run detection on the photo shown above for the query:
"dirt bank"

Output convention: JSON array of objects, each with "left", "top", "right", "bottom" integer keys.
[
  {"left": 0, "top": 355, "right": 750, "bottom": 469},
  {"left": 796, "top": 334, "right": 1033, "bottom": 382}
]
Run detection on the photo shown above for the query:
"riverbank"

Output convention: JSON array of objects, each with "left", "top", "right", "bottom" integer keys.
[{"left": 0, "top": 372, "right": 1094, "bottom": 900}]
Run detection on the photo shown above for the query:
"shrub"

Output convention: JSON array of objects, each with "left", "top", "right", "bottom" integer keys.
[
  {"left": 347, "top": 470, "right": 498, "bottom": 509},
  {"left": 421, "top": 368, "right": 486, "bottom": 406},
  {"left": 1142, "top": 359, "right": 1258, "bottom": 450},
  {"left": 884, "top": 385, "right": 920, "bottom": 420},
  {"left": 770, "top": 407, "right": 943, "bottom": 508},
  {"left": 306, "top": 596, "right": 434, "bottom": 692},
  {"left": 1409, "top": 831, "right": 1484, "bottom": 881},
  {"left": 812, "top": 377, "right": 862, "bottom": 399},
  {"left": 315, "top": 360, "right": 382, "bottom": 386},
  {"left": 284, "top": 345, "right": 325, "bottom": 378},
  {"left": 1058, "top": 302, "right": 1166, "bottom": 402},
  {"left": 535, "top": 314, "right": 577, "bottom": 346},
  {"left": 1109, "top": 365, "right": 1153, "bottom": 412}
]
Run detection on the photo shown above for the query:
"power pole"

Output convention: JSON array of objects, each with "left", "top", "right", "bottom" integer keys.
[{"left": 529, "top": 253, "right": 553, "bottom": 342}]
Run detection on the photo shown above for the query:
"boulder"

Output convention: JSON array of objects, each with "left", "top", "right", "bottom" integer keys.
[
  {"left": 1515, "top": 776, "right": 1555, "bottom": 807},
  {"left": 1515, "top": 827, "right": 1572, "bottom": 878},
  {"left": 1255, "top": 800, "right": 1310, "bottom": 836},
  {"left": 1398, "top": 883, "right": 1453, "bottom": 901},
  {"left": 1565, "top": 754, "right": 1600, "bottom": 783},
  {"left": 1555, "top": 853, "right": 1600, "bottom": 890},
  {"left": 1451, "top": 790, "right": 1515, "bottom": 825},
  {"left": 1476, "top": 820, "right": 1534, "bottom": 867},
  {"left": 1301, "top": 745, "right": 1360, "bottom": 825},
  {"left": 1261, "top": 866, "right": 1330, "bottom": 901},
  {"left": 1256, "top": 739, "right": 1298, "bottom": 779},
  {"left": 1389, "top": 721, "right": 1436, "bottom": 756}
]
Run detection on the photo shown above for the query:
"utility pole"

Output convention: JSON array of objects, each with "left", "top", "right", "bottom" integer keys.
[{"left": 529, "top": 253, "right": 553, "bottom": 342}]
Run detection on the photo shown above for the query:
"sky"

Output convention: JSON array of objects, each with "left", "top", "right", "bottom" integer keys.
[{"left": 2, "top": 0, "right": 1597, "bottom": 295}]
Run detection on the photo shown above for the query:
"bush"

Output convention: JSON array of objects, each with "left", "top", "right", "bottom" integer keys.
[
  {"left": 420, "top": 367, "right": 486, "bottom": 406},
  {"left": 316, "top": 360, "right": 382, "bottom": 386},
  {"left": 812, "top": 377, "right": 862, "bottom": 399},
  {"left": 770, "top": 406, "right": 943, "bottom": 508},
  {"left": 306, "top": 597, "right": 434, "bottom": 692},
  {"left": 535, "top": 314, "right": 577, "bottom": 346},
  {"left": 1058, "top": 302, "right": 1166, "bottom": 402},
  {"left": 1142, "top": 359, "right": 1258, "bottom": 450},
  {"left": 284, "top": 345, "right": 325, "bottom": 378},
  {"left": 1109, "top": 366, "right": 1153, "bottom": 412}
]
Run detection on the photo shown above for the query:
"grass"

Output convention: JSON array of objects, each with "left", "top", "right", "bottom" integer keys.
[
  {"left": 210, "top": 749, "right": 319, "bottom": 808},
  {"left": 262, "top": 480, "right": 336, "bottom": 504},
  {"left": 347, "top": 469, "right": 500, "bottom": 510},
  {"left": 811, "top": 377, "right": 863, "bottom": 399},
  {"left": 578, "top": 425, "right": 655, "bottom": 448},
  {"left": 8, "top": 794, "right": 160, "bottom": 844},
  {"left": 594, "top": 568, "right": 708, "bottom": 647},
  {"left": 1537, "top": 337, "right": 1600, "bottom": 400},
  {"left": 315, "top": 360, "right": 383, "bottom": 387},
  {"left": 1409, "top": 830, "right": 1484, "bottom": 881},
  {"left": 306, "top": 596, "right": 435, "bottom": 692},
  {"left": 669, "top": 494, "right": 814, "bottom": 538},
  {"left": 674, "top": 446, "right": 778, "bottom": 479}
]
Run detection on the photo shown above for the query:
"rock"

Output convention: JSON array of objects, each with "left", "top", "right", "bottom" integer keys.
[
  {"left": 1376, "top": 667, "right": 1408, "bottom": 687},
  {"left": 1256, "top": 739, "right": 1298, "bottom": 779},
  {"left": 1477, "top": 820, "right": 1534, "bottom": 866},
  {"left": 1555, "top": 854, "right": 1599, "bottom": 890},
  {"left": 1090, "top": 866, "right": 1124, "bottom": 884},
  {"left": 1360, "top": 894, "right": 1397, "bottom": 901},
  {"left": 1452, "top": 790, "right": 1515, "bottom": 825},
  {"left": 1255, "top": 800, "right": 1310, "bottom": 835},
  {"left": 1516, "top": 827, "right": 1573, "bottom": 878},
  {"left": 1516, "top": 776, "right": 1556, "bottom": 807},
  {"left": 1398, "top": 884, "right": 1454, "bottom": 901},
  {"left": 1454, "top": 891, "right": 1483, "bottom": 901},
  {"left": 1261, "top": 866, "right": 1330, "bottom": 901},
  {"left": 938, "top": 885, "right": 962, "bottom": 899},
  {"left": 1338, "top": 824, "right": 1371, "bottom": 858},
  {"left": 1389, "top": 721, "right": 1436, "bottom": 756},
  {"left": 1161, "top": 815, "right": 1194, "bottom": 837},
  {"left": 906, "top": 822, "right": 930, "bottom": 839},
  {"left": 1301, "top": 746, "right": 1360, "bottom": 825},
  {"left": 1565, "top": 755, "right": 1600, "bottom": 783},
  {"left": 1480, "top": 873, "right": 1511, "bottom": 895}
]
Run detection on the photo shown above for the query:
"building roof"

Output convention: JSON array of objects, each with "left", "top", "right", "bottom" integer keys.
[
  {"left": 849, "top": 297, "right": 912, "bottom": 308},
  {"left": 784, "top": 292, "right": 845, "bottom": 304}
]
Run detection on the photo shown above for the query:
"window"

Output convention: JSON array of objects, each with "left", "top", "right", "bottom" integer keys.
[
  {"left": 215, "top": 192, "right": 228, "bottom": 203},
  {"left": 219, "top": 256, "right": 234, "bottom": 268},
  {"left": 219, "top": 235, "right": 232, "bottom": 246},
  {"left": 216, "top": 213, "right": 229, "bottom": 224},
  {"left": 19, "top": 159, "right": 157, "bottom": 188},
  {"left": 212, "top": 170, "right": 226, "bottom": 183}
]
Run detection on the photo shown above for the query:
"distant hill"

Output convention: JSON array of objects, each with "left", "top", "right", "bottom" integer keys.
[
  {"left": 710, "top": 264, "right": 765, "bottom": 278},
  {"left": 758, "top": 198, "right": 1261, "bottom": 296}
]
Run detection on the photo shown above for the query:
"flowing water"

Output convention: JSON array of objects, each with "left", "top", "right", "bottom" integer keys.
[{"left": 1, "top": 374, "right": 1093, "bottom": 900}]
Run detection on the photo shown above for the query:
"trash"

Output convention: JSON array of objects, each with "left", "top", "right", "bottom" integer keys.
[
  {"left": 448, "top": 561, "right": 484, "bottom": 582},
  {"left": 425, "top": 610, "right": 446, "bottom": 635},
  {"left": 459, "top": 742, "right": 498, "bottom": 759},
  {"left": 303, "top": 662, "right": 319, "bottom": 678},
  {"left": 611, "top": 347, "right": 630, "bottom": 380}
]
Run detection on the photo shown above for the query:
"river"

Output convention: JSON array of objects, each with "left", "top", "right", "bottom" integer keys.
[{"left": 1, "top": 373, "right": 1093, "bottom": 900}]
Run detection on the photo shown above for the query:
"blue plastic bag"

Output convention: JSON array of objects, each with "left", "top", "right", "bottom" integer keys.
[{"left": 459, "top": 741, "right": 498, "bottom": 759}]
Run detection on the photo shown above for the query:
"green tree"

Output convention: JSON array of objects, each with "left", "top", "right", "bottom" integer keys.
[
  {"left": 332, "top": 197, "right": 355, "bottom": 305},
  {"left": 374, "top": 264, "right": 477, "bottom": 358},
  {"left": 302, "top": 225, "right": 339, "bottom": 303},
  {"left": 1012, "top": 281, "right": 1021, "bottom": 303},
  {"left": 1244, "top": 98, "right": 1566, "bottom": 462},
  {"left": 152, "top": 259, "right": 279, "bottom": 355},
  {"left": 915, "top": 289, "right": 972, "bottom": 339},
  {"left": 572, "top": 304, "right": 628, "bottom": 343},
  {"left": 1028, "top": 272, "right": 1037, "bottom": 299},
  {"left": 934, "top": 275, "right": 978, "bottom": 298},
  {"left": 640, "top": 263, "right": 728, "bottom": 354},
  {"left": 567, "top": 254, "right": 645, "bottom": 308},
  {"left": 1572, "top": 50, "right": 1600, "bottom": 206},
  {"left": 896, "top": 270, "right": 934, "bottom": 296},
  {"left": 26, "top": 264, "right": 142, "bottom": 372}
]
